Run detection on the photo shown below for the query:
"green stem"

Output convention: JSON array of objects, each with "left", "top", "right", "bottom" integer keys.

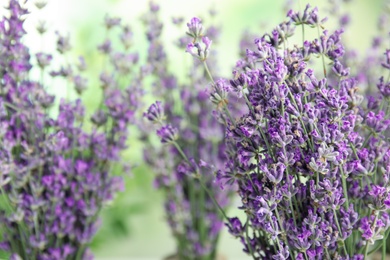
[
  {"left": 203, "top": 60, "right": 237, "bottom": 128},
  {"left": 172, "top": 141, "right": 229, "bottom": 221},
  {"left": 275, "top": 209, "right": 295, "bottom": 260},
  {"left": 244, "top": 217, "right": 256, "bottom": 259},
  {"left": 267, "top": 215, "right": 282, "bottom": 251},
  {"left": 17, "top": 225, "right": 27, "bottom": 259},
  {"left": 199, "top": 183, "right": 206, "bottom": 248},
  {"left": 316, "top": 25, "right": 327, "bottom": 77},
  {"left": 173, "top": 142, "right": 190, "bottom": 163},
  {"left": 382, "top": 237, "right": 386, "bottom": 260},
  {"left": 365, "top": 213, "right": 379, "bottom": 259},
  {"left": 333, "top": 209, "right": 348, "bottom": 256},
  {"left": 289, "top": 198, "right": 297, "bottom": 226},
  {"left": 223, "top": 106, "right": 236, "bottom": 128},
  {"left": 285, "top": 88, "right": 314, "bottom": 152},
  {"left": 259, "top": 127, "right": 276, "bottom": 161},
  {"left": 75, "top": 244, "right": 86, "bottom": 260},
  {"left": 198, "top": 179, "right": 229, "bottom": 221},
  {"left": 340, "top": 166, "right": 349, "bottom": 209},
  {"left": 325, "top": 247, "right": 331, "bottom": 260},
  {"left": 364, "top": 242, "right": 369, "bottom": 259},
  {"left": 203, "top": 61, "right": 215, "bottom": 84}
]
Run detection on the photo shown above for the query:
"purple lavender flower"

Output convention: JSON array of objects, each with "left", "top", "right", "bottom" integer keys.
[
  {"left": 186, "top": 17, "right": 203, "bottom": 39},
  {"left": 156, "top": 124, "right": 178, "bottom": 144},
  {"left": 0, "top": 1, "right": 139, "bottom": 258},
  {"left": 183, "top": 4, "right": 390, "bottom": 259},
  {"left": 144, "top": 101, "right": 165, "bottom": 123},
  {"left": 142, "top": 6, "right": 232, "bottom": 259}
]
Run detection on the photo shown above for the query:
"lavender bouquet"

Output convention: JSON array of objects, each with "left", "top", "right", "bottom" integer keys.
[
  {"left": 143, "top": 5, "right": 232, "bottom": 259},
  {"left": 0, "top": 1, "right": 138, "bottom": 259},
  {"left": 185, "top": 5, "right": 390, "bottom": 260}
]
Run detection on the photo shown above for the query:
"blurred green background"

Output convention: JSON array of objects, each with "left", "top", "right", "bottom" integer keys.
[{"left": 13, "top": 0, "right": 384, "bottom": 258}]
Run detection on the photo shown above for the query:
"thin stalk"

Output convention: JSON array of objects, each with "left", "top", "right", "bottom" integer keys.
[
  {"left": 316, "top": 25, "right": 327, "bottom": 77},
  {"left": 365, "top": 213, "right": 379, "bottom": 259},
  {"left": 298, "top": 0, "right": 305, "bottom": 46},
  {"left": 275, "top": 209, "right": 295, "bottom": 260},
  {"left": 172, "top": 141, "right": 229, "bottom": 220},
  {"left": 17, "top": 225, "right": 27, "bottom": 259},
  {"left": 198, "top": 183, "right": 207, "bottom": 248},
  {"left": 325, "top": 247, "right": 331, "bottom": 260},
  {"left": 333, "top": 209, "right": 348, "bottom": 256},
  {"left": 203, "top": 60, "right": 215, "bottom": 84},
  {"left": 223, "top": 106, "right": 237, "bottom": 128},
  {"left": 244, "top": 217, "right": 256, "bottom": 259},
  {"left": 75, "top": 244, "right": 86, "bottom": 260},
  {"left": 285, "top": 88, "right": 314, "bottom": 152},
  {"left": 267, "top": 215, "right": 282, "bottom": 251},
  {"left": 340, "top": 166, "right": 349, "bottom": 209},
  {"left": 202, "top": 60, "right": 237, "bottom": 128},
  {"left": 382, "top": 238, "right": 386, "bottom": 260},
  {"left": 198, "top": 179, "right": 229, "bottom": 221},
  {"left": 173, "top": 142, "right": 190, "bottom": 163},
  {"left": 283, "top": 146, "right": 297, "bottom": 226},
  {"left": 188, "top": 175, "right": 196, "bottom": 233},
  {"left": 289, "top": 199, "right": 297, "bottom": 226},
  {"left": 258, "top": 127, "right": 276, "bottom": 161},
  {"left": 243, "top": 91, "right": 254, "bottom": 115},
  {"left": 364, "top": 242, "right": 369, "bottom": 259}
]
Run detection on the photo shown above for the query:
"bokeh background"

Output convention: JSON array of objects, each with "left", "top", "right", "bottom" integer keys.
[{"left": 5, "top": 0, "right": 384, "bottom": 258}]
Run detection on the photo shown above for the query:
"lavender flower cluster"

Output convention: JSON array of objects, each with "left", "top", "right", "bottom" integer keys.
[
  {"left": 0, "top": 1, "right": 139, "bottom": 259},
  {"left": 143, "top": 4, "right": 232, "bottom": 259},
  {"left": 190, "top": 5, "right": 390, "bottom": 260}
]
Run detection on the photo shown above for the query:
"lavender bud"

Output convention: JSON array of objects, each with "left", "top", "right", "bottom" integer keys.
[
  {"left": 73, "top": 75, "right": 88, "bottom": 95},
  {"left": 34, "top": 1, "right": 47, "bottom": 9},
  {"left": 91, "top": 111, "right": 107, "bottom": 127},
  {"left": 156, "top": 124, "right": 178, "bottom": 144},
  {"left": 77, "top": 56, "right": 87, "bottom": 71},
  {"left": 120, "top": 25, "right": 133, "bottom": 50},
  {"left": 104, "top": 15, "right": 121, "bottom": 30},
  {"left": 186, "top": 37, "right": 212, "bottom": 61},
  {"left": 210, "top": 79, "right": 229, "bottom": 108},
  {"left": 381, "top": 49, "right": 390, "bottom": 70},
  {"left": 36, "top": 52, "right": 52, "bottom": 68},
  {"left": 98, "top": 39, "right": 112, "bottom": 54},
  {"left": 56, "top": 32, "right": 71, "bottom": 54},
  {"left": 144, "top": 101, "right": 165, "bottom": 123},
  {"left": 36, "top": 20, "right": 47, "bottom": 34},
  {"left": 186, "top": 17, "right": 203, "bottom": 39},
  {"left": 172, "top": 17, "right": 184, "bottom": 25}
]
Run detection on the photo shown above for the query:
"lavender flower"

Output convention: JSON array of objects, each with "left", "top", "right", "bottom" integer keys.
[
  {"left": 184, "top": 5, "right": 390, "bottom": 259},
  {"left": 186, "top": 17, "right": 203, "bottom": 39},
  {"left": 156, "top": 124, "right": 178, "bottom": 144},
  {"left": 0, "top": 1, "right": 139, "bottom": 259},
  {"left": 142, "top": 4, "right": 232, "bottom": 258}
]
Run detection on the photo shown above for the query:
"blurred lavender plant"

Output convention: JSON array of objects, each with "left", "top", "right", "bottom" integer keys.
[
  {"left": 328, "top": 0, "right": 390, "bottom": 95},
  {"left": 186, "top": 5, "right": 390, "bottom": 260},
  {"left": 0, "top": 1, "right": 139, "bottom": 259},
  {"left": 142, "top": 3, "right": 232, "bottom": 259}
]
